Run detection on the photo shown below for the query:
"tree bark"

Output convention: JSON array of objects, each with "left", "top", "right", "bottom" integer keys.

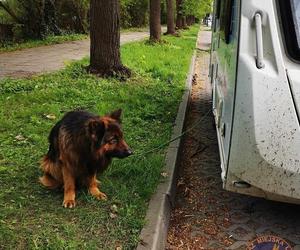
[
  {"left": 186, "top": 15, "right": 193, "bottom": 26},
  {"left": 89, "top": 0, "right": 130, "bottom": 78},
  {"left": 165, "top": 0, "right": 175, "bottom": 35},
  {"left": 175, "top": 0, "right": 183, "bottom": 29},
  {"left": 192, "top": 16, "right": 195, "bottom": 25},
  {"left": 149, "top": 0, "right": 161, "bottom": 42},
  {"left": 182, "top": 16, "right": 188, "bottom": 29},
  {"left": 186, "top": 15, "right": 190, "bottom": 26}
]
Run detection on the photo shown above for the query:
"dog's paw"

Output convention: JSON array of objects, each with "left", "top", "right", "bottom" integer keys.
[
  {"left": 95, "top": 191, "right": 107, "bottom": 201},
  {"left": 89, "top": 187, "right": 108, "bottom": 201},
  {"left": 63, "top": 199, "right": 76, "bottom": 208}
]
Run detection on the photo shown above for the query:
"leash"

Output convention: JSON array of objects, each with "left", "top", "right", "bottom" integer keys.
[{"left": 133, "top": 109, "right": 212, "bottom": 158}]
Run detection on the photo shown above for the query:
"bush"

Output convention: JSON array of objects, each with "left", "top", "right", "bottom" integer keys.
[
  {"left": 120, "top": 0, "right": 149, "bottom": 28},
  {"left": 12, "top": 23, "right": 24, "bottom": 42}
]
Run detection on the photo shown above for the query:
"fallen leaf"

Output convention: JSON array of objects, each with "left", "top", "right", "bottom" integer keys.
[
  {"left": 161, "top": 172, "right": 168, "bottom": 178},
  {"left": 110, "top": 213, "right": 117, "bottom": 219},
  {"left": 15, "top": 135, "right": 25, "bottom": 141},
  {"left": 110, "top": 204, "right": 118, "bottom": 213},
  {"left": 45, "top": 114, "right": 56, "bottom": 120}
]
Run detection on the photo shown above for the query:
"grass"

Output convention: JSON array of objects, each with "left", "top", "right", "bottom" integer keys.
[{"left": 0, "top": 25, "right": 199, "bottom": 249}]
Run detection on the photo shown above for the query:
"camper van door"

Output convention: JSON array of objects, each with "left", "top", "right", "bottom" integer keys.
[{"left": 211, "top": 0, "right": 240, "bottom": 181}]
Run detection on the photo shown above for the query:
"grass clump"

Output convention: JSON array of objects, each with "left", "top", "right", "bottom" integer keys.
[{"left": 0, "top": 25, "right": 199, "bottom": 249}]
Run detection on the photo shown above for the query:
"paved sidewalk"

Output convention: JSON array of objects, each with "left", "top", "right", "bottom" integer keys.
[
  {"left": 197, "top": 29, "right": 211, "bottom": 51},
  {"left": 0, "top": 31, "right": 149, "bottom": 79}
]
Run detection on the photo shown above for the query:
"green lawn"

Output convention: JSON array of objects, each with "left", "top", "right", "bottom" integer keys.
[{"left": 0, "top": 26, "right": 198, "bottom": 249}]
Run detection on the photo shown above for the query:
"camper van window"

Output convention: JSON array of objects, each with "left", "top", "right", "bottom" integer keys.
[
  {"left": 214, "top": 0, "right": 221, "bottom": 32},
  {"left": 291, "top": 0, "right": 300, "bottom": 47},
  {"left": 216, "top": 0, "right": 221, "bottom": 19},
  {"left": 219, "top": 0, "right": 234, "bottom": 44},
  {"left": 278, "top": 0, "right": 300, "bottom": 61}
]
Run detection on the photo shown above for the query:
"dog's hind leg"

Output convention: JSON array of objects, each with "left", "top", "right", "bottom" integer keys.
[
  {"left": 39, "top": 174, "right": 61, "bottom": 189},
  {"left": 62, "top": 166, "right": 76, "bottom": 208},
  {"left": 87, "top": 175, "right": 107, "bottom": 201}
]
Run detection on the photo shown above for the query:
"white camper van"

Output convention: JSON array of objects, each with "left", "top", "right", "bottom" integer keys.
[{"left": 210, "top": 0, "right": 300, "bottom": 203}]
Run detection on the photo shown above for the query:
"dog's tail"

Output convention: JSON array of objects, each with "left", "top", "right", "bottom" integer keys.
[
  {"left": 40, "top": 118, "right": 63, "bottom": 189},
  {"left": 39, "top": 155, "right": 62, "bottom": 189},
  {"left": 47, "top": 120, "right": 62, "bottom": 162}
]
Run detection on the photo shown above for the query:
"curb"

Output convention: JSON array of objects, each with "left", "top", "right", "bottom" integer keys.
[{"left": 136, "top": 32, "right": 199, "bottom": 250}]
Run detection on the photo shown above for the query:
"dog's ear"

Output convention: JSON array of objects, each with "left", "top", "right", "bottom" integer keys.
[
  {"left": 109, "top": 109, "right": 122, "bottom": 122},
  {"left": 88, "top": 119, "right": 105, "bottom": 143}
]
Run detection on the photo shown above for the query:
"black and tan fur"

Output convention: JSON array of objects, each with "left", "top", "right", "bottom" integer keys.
[{"left": 39, "top": 109, "right": 132, "bottom": 208}]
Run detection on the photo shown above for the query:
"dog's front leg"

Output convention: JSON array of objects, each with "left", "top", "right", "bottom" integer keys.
[
  {"left": 62, "top": 167, "right": 76, "bottom": 208},
  {"left": 88, "top": 175, "right": 107, "bottom": 201}
]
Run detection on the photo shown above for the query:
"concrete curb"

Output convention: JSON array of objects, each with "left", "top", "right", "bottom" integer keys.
[{"left": 136, "top": 31, "right": 199, "bottom": 250}]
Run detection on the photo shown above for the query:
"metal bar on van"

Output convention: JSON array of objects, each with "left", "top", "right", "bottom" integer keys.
[{"left": 254, "top": 12, "right": 265, "bottom": 69}]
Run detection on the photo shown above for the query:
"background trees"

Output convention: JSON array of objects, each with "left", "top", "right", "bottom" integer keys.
[
  {"left": 183, "top": 0, "right": 212, "bottom": 22},
  {"left": 0, "top": 0, "right": 91, "bottom": 42},
  {"left": 120, "top": 0, "right": 148, "bottom": 28},
  {"left": 56, "top": 0, "right": 89, "bottom": 34},
  {"left": 0, "top": 0, "right": 213, "bottom": 43},
  {"left": 0, "top": 0, "right": 148, "bottom": 42},
  {"left": 0, "top": 0, "right": 48, "bottom": 40},
  {"left": 176, "top": 0, "right": 213, "bottom": 29}
]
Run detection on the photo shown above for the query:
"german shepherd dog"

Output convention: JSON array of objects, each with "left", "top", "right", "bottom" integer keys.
[{"left": 39, "top": 109, "right": 132, "bottom": 208}]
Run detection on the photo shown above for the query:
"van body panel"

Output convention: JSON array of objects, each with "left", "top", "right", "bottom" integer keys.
[
  {"left": 226, "top": 0, "right": 300, "bottom": 200},
  {"left": 211, "top": 0, "right": 300, "bottom": 202}
]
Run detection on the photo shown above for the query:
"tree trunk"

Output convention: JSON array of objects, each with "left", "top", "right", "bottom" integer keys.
[
  {"left": 176, "top": 0, "right": 183, "bottom": 29},
  {"left": 89, "top": 0, "right": 130, "bottom": 78},
  {"left": 44, "top": 0, "right": 61, "bottom": 35},
  {"left": 149, "top": 0, "right": 161, "bottom": 42},
  {"left": 192, "top": 16, "right": 195, "bottom": 25},
  {"left": 186, "top": 15, "right": 193, "bottom": 26},
  {"left": 186, "top": 16, "right": 190, "bottom": 26},
  {"left": 165, "top": 0, "right": 175, "bottom": 35},
  {"left": 182, "top": 16, "right": 188, "bottom": 29}
]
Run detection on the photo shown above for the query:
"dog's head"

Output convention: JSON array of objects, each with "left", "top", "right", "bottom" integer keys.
[{"left": 88, "top": 109, "right": 132, "bottom": 159}]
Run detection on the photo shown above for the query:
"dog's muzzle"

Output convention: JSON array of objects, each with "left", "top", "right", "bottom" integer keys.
[
  {"left": 112, "top": 148, "right": 133, "bottom": 159},
  {"left": 121, "top": 149, "right": 133, "bottom": 158}
]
